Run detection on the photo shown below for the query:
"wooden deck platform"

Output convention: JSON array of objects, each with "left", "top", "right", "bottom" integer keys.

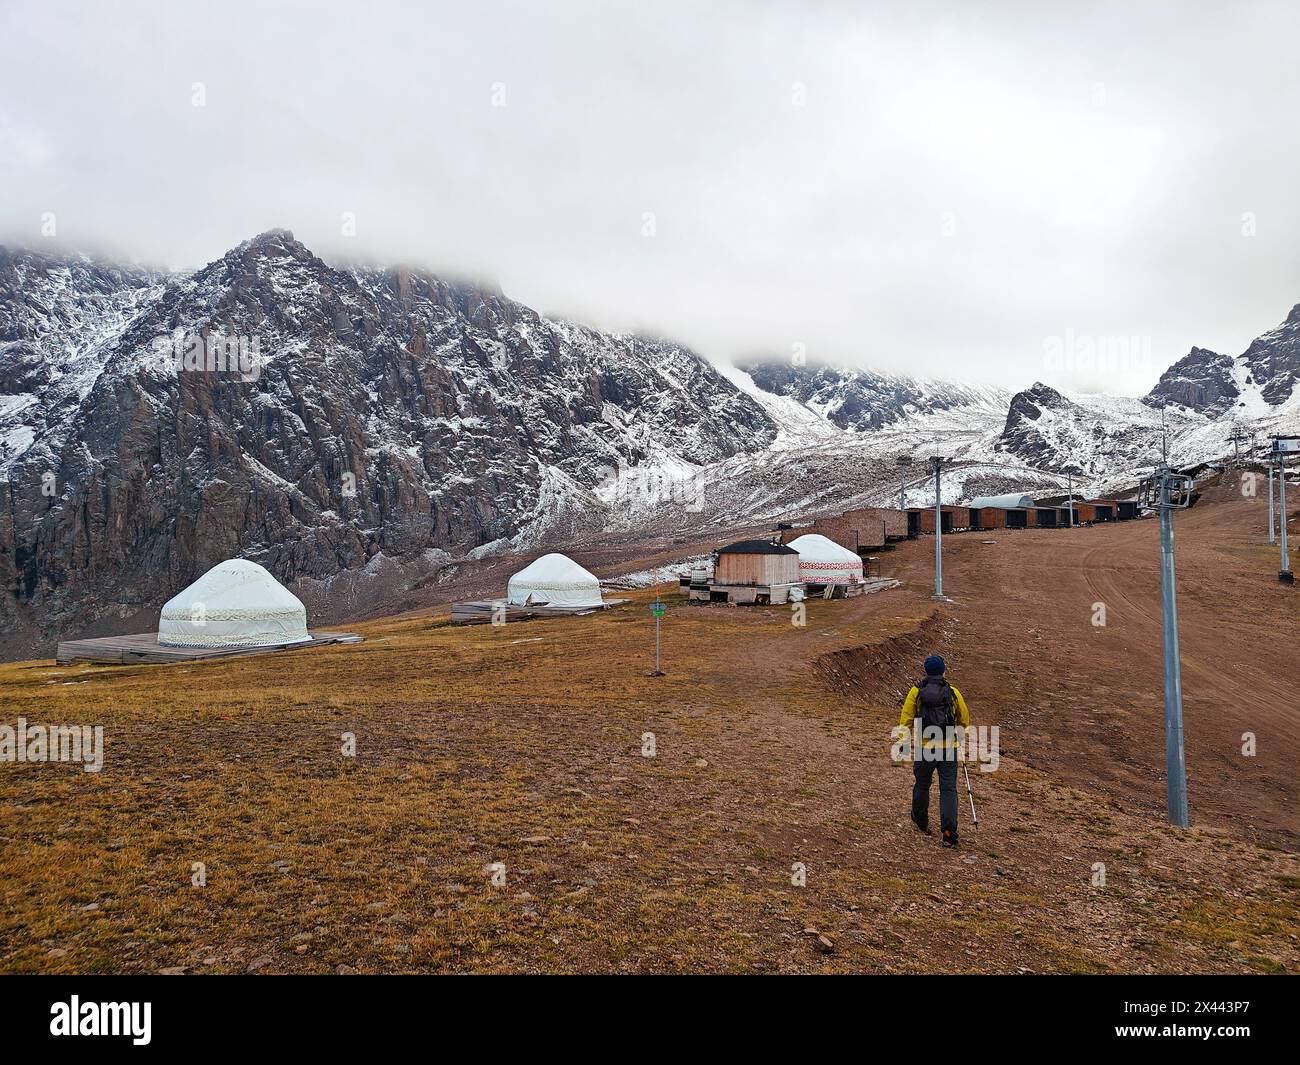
[
  {"left": 55, "top": 630, "right": 362, "bottom": 666},
  {"left": 687, "top": 576, "right": 901, "bottom": 605},
  {"left": 449, "top": 599, "right": 628, "bottom": 625}
]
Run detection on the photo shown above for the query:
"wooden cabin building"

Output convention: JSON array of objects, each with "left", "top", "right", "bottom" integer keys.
[{"left": 692, "top": 539, "right": 802, "bottom": 605}]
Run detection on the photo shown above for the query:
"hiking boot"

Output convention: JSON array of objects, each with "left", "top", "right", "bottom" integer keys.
[
  {"left": 911, "top": 817, "right": 932, "bottom": 835},
  {"left": 941, "top": 830, "right": 959, "bottom": 848}
]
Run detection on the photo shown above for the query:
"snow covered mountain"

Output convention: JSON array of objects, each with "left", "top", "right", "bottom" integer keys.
[
  {"left": 1143, "top": 347, "right": 1243, "bottom": 416},
  {"left": 987, "top": 302, "right": 1300, "bottom": 487},
  {"left": 1146, "top": 303, "right": 1300, "bottom": 418},
  {"left": 993, "top": 382, "right": 1193, "bottom": 477},
  {"left": 733, "top": 358, "right": 1009, "bottom": 433},
  {"left": 0, "top": 231, "right": 775, "bottom": 641},
  {"left": 2, "top": 229, "right": 1297, "bottom": 649}
]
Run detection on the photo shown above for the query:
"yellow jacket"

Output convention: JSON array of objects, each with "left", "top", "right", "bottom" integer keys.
[{"left": 898, "top": 681, "right": 970, "bottom": 750}]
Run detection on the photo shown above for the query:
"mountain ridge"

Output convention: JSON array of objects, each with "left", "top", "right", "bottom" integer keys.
[
  {"left": 0, "top": 230, "right": 775, "bottom": 644},
  {"left": 2, "top": 230, "right": 1298, "bottom": 651}
]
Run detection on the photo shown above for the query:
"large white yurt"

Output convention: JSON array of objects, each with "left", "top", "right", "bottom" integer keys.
[
  {"left": 158, "top": 559, "right": 311, "bottom": 648},
  {"left": 506, "top": 553, "right": 604, "bottom": 609},
  {"left": 788, "top": 533, "right": 864, "bottom": 585}
]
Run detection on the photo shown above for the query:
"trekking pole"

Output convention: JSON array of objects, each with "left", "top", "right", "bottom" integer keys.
[
  {"left": 962, "top": 759, "right": 979, "bottom": 829},
  {"left": 956, "top": 725, "right": 979, "bottom": 829}
]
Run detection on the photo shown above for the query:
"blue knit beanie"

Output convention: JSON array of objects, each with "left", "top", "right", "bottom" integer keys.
[{"left": 923, "top": 655, "right": 946, "bottom": 676}]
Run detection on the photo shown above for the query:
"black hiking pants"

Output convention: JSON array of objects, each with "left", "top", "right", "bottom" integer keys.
[{"left": 912, "top": 752, "right": 959, "bottom": 842}]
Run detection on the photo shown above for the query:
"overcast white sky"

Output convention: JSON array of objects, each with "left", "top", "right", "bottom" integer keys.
[{"left": 2, "top": 0, "right": 1298, "bottom": 395}]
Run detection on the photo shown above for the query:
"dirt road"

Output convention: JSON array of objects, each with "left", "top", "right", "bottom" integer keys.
[{"left": 878, "top": 482, "right": 1299, "bottom": 847}]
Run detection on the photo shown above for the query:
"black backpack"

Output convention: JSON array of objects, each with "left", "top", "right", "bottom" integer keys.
[{"left": 916, "top": 676, "right": 955, "bottom": 730}]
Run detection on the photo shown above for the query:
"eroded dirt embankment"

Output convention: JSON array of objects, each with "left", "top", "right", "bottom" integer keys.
[{"left": 812, "top": 614, "right": 956, "bottom": 705}]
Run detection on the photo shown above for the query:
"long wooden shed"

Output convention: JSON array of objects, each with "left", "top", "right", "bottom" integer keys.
[
  {"left": 911, "top": 505, "right": 974, "bottom": 534},
  {"left": 780, "top": 506, "right": 909, "bottom": 552}
]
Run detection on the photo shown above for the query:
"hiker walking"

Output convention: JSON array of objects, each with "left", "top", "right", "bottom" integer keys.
[{"left": 899, "top": 655, "right": 970, "bottom": 848}]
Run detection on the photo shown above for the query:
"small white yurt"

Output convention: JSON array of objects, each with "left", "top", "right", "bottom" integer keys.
[
  {"left": 507, "top": 553, "right": 604, "bottom": 609},
  {"left": 158, "top": 559, "right": 310, "bottom": 648},
  {"left": 788, "top": 534, "right": 864, "bottom": 585}
]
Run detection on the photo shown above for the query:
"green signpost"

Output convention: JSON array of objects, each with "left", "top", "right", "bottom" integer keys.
[{"left": 649, "top": 568, "right": 666, "bottom": 676}]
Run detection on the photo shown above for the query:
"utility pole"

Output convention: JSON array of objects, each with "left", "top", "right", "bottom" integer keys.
[
  {"left": 1066, "top": 470, "right": 1075, "bottom": 527},
  {"left": 896, "top": 455, "right": 911, "bottom": 512},
  {"left": 931, "top": 455, "right": 947, "bottom": 600},
  {"left": 1268, "top": 462, "right": 1276, "bottom": 545},
  {"left": 1228, "top": 426, "right": 1247, "bottom": 463},
  {"left": 1141, "top": 430, "right": 1193, "bottom": 828},
  {"left": 1278, "top": 449, "right": 1293, "bottom": 583},
  {"left": 1158, "top": 468, "right": 1189, "bottom": 828}
]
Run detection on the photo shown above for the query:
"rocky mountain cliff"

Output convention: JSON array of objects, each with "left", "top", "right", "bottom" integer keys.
[
  {"left": 0, "top": 231, "right": 775, "bottom": 644},
  {"left": 993, "top": 301, "right": 1300, "bottom": 478},
  {"left": 4, "top": 230, "right": 1299, "bottom": 652},
  {"left": 1142, "top": 347, "right": 1240, "bottom": 416},
  {"left": 735, "top": 357, "right": 1007, "bottom": 432},
  {"left": 1241, "top": 304, "right": 1300, "bottom": 406},
  {"left": 993, "top": 381, "right": 1189, "bottom": 477},
  {"left": 1145, "top": 304, "right": 1300, "bottom": 415}
]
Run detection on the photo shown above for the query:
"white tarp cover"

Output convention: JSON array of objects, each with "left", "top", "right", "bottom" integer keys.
[
  {"left": 507, "top": 553, "right": 604, "bottom": 609},
  {"left": 969, "top": 493, "right": 1034, "bottom": 510},
  {"left": 158, "top": 559, "right": 311, "bottom": 647},
  {"left": 788, "top": 534, "right": 864, "bottom": 584}
]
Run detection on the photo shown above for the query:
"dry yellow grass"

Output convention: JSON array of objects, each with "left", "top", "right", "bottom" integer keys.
[{"left": 1, "top": 576, "right": 1296, "bottom": 974}]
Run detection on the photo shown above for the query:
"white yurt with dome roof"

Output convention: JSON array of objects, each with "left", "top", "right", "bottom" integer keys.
[
  {"left": 506, "top": 553, "right": 604, "bottom": 609},
  {"left": 788, "top": 533, "right": 865, "bottom": 586},
  {"left": 158, "top": 559, "right": 311, "bottom": 648}
]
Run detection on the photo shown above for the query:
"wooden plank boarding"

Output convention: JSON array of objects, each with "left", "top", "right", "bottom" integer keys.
[
  {"left": 55, "top": 630, "right": 362, "bottom": 666},
  {"left": 449, "top": 599, "right": 628, "bottom": 625}
]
